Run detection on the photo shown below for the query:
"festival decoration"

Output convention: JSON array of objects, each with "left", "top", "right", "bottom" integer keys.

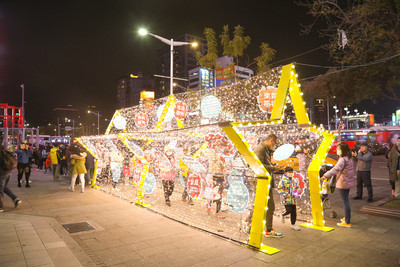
[
  {"left": 133, "top": 162, "right": 143, "bottom": 184},
  {"left": 257, "top": 86, "right": 277, "bottom": 113},
  {"left": 111, "top": 162, "right": 121, "bottom": 183},
  {"left": 78, "top": 63, "right": 338, "bottom": 256},
  {"left": 181, "top": 156, "right": 206, "bottom": 174},
  {"left": 294, "top": 171, "right": 306, "bottom": 196},
  {"left": 174, "top": 100, "right": 188, "bottom": 120},
  {"left": 114, "top": 115, "right": 127, "bottom": 130},
  {"left": 227, "top": 182, "right": 250, "bottom": 213},
  {"left": 273, "top": 144, "right": 295, "bottom": 161},
  {"left": 143, "top": 172, "right": 156, "bottom": 194},
  {"left": 187, "top": 173, "right": 202, "bottom": 199},
  {"left": 157, "top": 103, "right": 174, "bottom": 123},
  {"left": 201, "top": 95, "right": 221, "bottom": 118},
  {"left": 227, "top": 169, "right": 243, "bottom": 185},
  {"left": 204, "top": 133, "right": 235, "bottom": 157},
  {"left": 135, "top": 112, "right": 148, "bottom": 128}
]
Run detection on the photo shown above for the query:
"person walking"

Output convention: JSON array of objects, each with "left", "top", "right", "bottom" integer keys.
[
  {"left": 50, "top": 143, "right": 62, "bottom": 182},
  {"left": 321, "top": 142, "right": 354, "bottom": 227},
  {"left": 388, "top": 139, "right": 400, "bottom": 199},
  {"left": 16, "top": 143, "right": 33, "bottom": 188},
  {"left": 69, "top": 146, "right": 87, "bottom": 193},
  {"left": 244, "top": 134, "right": 283, "bottom": 237},
  {"left": 0, "top": 145, "right": 22, "bottom": 212},
  {"left": 352, "top": 142, "right": 373, "bottom": 202}
]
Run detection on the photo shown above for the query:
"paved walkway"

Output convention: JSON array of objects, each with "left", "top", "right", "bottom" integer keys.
[{"left": 1, "top": 157, "right": 399, "bottom": 266}]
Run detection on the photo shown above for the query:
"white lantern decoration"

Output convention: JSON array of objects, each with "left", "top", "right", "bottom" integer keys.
[
  {"left": 144, "top": 173, "right": 156, "bottom": 194},
  {"left": 201, "top": 95, "right": 221, "bottom": 118},
  {"left": 113, "top": 115, "right": 127, "bottom": 130},
  {"left": 273, "top": 144, "right": 295, "bottom": 161},
  {"left": 227, "top": 182, "right": 249, "bottom": 214}
]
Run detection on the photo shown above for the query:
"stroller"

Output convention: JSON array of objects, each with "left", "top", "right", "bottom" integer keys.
[{"left": 319, "top": 164, "right": 337, "bottom": 218}]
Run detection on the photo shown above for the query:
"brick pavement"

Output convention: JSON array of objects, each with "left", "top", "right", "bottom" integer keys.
[{"left": 0, "top": 156, "right": 399, "bottom": 266}]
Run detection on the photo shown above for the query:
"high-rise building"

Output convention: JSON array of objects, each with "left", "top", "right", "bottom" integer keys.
[
  {"left": 188, "top": 67, "right": 214, "bottom": 91},
  {"left": 116, "top": 73, "right": 154, "bottom": 109},
  {"left": 155, "top": 34, "right": 207, "bottom": 98}
]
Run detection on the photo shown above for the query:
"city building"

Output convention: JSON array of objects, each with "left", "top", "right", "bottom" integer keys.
[
  {"left": 155, "top": 34, "right": 207, "bottom": 98},
  {"left": 188, "top": 56, "right": 254, "bottom": 91},
  {"left": 188, "top": 67, "right": 214, "bottom": 91},
  {"left": 116, "top": 73, "right": 154, "bottom": 109}
]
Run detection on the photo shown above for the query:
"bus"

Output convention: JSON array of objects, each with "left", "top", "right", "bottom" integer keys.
[{"left": 328, "top": 126, "right": 400, "bottom": 153}]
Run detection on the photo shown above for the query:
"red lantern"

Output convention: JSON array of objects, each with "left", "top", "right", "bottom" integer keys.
[
  {"left": 135, "top": 112, "right": 148, "bottom": 128},
  {"left": 174, "top": 101, "right": 187, "bottom": 120},
  {"left": 257, "top": 86, "right": 277, "bottom": 113},
  {"left": 187, "top": 173, "right": 202, "bottom": 199}
]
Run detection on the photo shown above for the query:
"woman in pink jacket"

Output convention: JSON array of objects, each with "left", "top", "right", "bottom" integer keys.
[{"left": 321, "top": 142, "right": 354, "bottom": 227}]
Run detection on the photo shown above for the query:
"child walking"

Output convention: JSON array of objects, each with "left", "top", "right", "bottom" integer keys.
[{"left": 277, "top": 166, "right": 301, "bottom": 231}]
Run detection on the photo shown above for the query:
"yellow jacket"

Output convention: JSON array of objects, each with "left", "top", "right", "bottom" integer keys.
[
  {"left": 71, "top": 152, "right": 87, "bottom": 174},
  {"left": 50, "top": 147, "right": 61, "bottom": 165}
]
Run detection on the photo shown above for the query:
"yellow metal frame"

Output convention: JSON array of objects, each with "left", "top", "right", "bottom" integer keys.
[
  {"left": 117, "top": 134, "right": 150, "bottom": 204},
  {"left": 155, "top": 94, "right": 185, "bottom": 130},
  {"left": 220, "top": 123, "right": 279, "bottom": 255},
  {"left": 77, "top": 63, "right": 337, "bottom": 254},
  {"left": 75, "top": 138, "right": 99, "bottom": 187}
]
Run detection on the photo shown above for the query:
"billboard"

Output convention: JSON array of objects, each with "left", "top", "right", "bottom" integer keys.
[{"left": 216, "top": 66, "right": 235, "bottom": 87}]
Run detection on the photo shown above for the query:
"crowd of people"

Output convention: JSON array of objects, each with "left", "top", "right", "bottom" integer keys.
[
  {"left": 0, "top": 142, "right": 95, "bottom": 212},
  {"left": 1, "top": 134, "right": 399, "bottom": 240}
]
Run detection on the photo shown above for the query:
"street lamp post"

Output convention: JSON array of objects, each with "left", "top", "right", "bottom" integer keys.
[
  {"left": 138, "top": 28, "right": 197, "bottom": 95},
  {"left": 88, "top": 110, "right": 101, "bottom": 135}
]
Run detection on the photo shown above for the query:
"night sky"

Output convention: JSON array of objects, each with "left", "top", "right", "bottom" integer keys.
[{"left": 0, "top": 0, "right": 396, "bottom": 129}]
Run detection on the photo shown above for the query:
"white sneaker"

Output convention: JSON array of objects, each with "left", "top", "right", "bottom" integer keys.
[
  {"left": 290, "top": 225, "right": 301, "bottom": 231},
  {"left": 69, "top": 186, "right": 74, "bottom": 192},
  {"left": 281, "top": 214, "right": 285, "bottom": 224}
]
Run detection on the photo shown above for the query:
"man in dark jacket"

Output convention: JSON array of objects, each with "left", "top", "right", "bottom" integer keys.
[
  {"left": 352, "top": 142, "right": 373, "bottom": 202},
  {"left": 245, "top": 133, "right": 283, "bottom": 238},
  {"left": 85, "top": 152, "right": 95, "bottom": 185},
  {"left": 0, "top": 145, "right": 22, "bottom": 212}
]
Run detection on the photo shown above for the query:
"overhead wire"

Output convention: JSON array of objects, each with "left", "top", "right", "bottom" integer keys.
[{"left": 297, "top": 53, "right": 400, "bottom": 81}]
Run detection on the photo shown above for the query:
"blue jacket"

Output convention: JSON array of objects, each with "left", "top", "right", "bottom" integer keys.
[{"left": 16, "top": 149, "right": 33, "bottom": 164}]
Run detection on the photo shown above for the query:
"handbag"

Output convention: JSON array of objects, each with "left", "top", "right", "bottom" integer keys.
[{"left": 329, "top": 159, "right": 347, "bottom": 193}]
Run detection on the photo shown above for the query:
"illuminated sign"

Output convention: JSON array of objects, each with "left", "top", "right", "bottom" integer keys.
[
  {"left": 140, "top": 91, "right": 155, "bottom": 100},
  {"left": 199, "top": 68, "right": 214, "bottom": 89},
  {"left": 216, "top": 66, "right": 235, "bottom": 87}
]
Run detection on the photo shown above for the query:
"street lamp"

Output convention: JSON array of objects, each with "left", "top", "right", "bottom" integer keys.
[
  {"left": 88, "top": 110, "right": 101, "bottom": 135},
  {"left": 139, "top": 28, "right": 198, "bottom": 95},
  {"left": 173, "top": 83, "right": 188, "bottom": 92}
]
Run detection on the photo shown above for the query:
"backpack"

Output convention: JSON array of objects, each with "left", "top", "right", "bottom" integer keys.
[{"left": 1, "top": 150, "right": 18, "bottom": 171}]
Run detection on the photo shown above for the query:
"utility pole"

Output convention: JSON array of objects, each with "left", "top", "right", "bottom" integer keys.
[{"left": 21, "top": 84, "right": 25, "bottom": 141}]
